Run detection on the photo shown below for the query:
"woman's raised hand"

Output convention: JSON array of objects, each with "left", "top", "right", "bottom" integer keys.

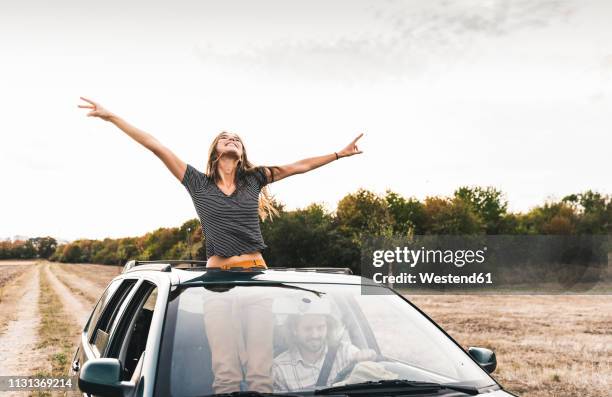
[
  {"left": 337, "top": 132, "right": 364, "bottom": 158},
  {"left": 78, "top": 96, "right": 114, "bottom": 121}
]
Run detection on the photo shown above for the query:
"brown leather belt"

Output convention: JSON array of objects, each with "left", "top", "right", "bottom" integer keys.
[{"left": 208, "top": 258, "right": 268, "bottom": 270}]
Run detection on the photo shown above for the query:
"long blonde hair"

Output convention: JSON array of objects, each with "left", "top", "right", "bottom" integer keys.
[{"left": 206, "top": 131, "right": 280, "bottom": 222}]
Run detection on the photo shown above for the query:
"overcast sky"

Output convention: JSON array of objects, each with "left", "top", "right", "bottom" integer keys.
[{"left": 1, "top": 0, "right": 610, "bottom": 241}]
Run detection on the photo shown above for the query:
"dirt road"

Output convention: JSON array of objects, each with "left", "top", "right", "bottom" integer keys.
[
  {"left": 43, "top": 264, "right": 92, "bottom": 328},
  {"left": 0, "top": 260, "right": 109, "bottom": 396},
  {"left": 0, "top": 265, "right": 45, "bottom": 376}
]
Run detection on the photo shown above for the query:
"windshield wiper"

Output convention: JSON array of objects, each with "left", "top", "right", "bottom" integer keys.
[
  {"left": 315, "top": 379, "right": 480, "bottom": 395},
  {"left": 200, "top": 392, "right": 303, "bottom": 397}
]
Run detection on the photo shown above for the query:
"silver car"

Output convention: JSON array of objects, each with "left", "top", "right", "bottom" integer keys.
[{"left": 72, "top": 260, "right": 517, "bottom": 396}]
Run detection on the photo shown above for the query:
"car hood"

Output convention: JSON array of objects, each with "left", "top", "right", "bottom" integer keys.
[{"left": 481, "top": 389, "right": 516, "bottom": 396}]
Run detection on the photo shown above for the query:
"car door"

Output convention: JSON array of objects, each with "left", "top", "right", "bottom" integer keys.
[
  {"left": 72, "top": 277, "right": 140, "bottom": 394},
  {"left": 104, "top": 280, "right": 159, "bottom": 386}
]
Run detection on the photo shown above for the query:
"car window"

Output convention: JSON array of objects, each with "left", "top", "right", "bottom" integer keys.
[
  {"left": 106, "top": 281, "right": 158, "bottom": 381},
  {"left": 155, "top": 283, "right": 493, "bottom": 397},
  {"left": 89, "top": 279, "right": 138, "bottom": 356},
  {"left": 352, "top": 293, "right": 459, "bottom": 376},
  {"left": 84, "top": 280, "right": 121, "bottom": 334},
  {"left": 84, "top": 279, "right": 122, "bottom": 334}
]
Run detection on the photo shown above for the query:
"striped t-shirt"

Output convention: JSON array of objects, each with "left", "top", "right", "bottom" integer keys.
[{"left": 181, "top": 163, "right": 271, "bottom": 259}]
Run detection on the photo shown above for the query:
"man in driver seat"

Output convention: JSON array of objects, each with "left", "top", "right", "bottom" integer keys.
[{"left": 271, "top": 295, "right": 376, "bottom": 392}]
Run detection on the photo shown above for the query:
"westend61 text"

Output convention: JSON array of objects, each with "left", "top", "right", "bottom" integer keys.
[{"left": 373, "top": 272, "right": 493, "bottom": 285}]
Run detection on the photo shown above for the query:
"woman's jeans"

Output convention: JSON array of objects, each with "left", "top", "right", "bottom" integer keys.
[{"left": 203, "top": 287, "right": 274, "bottom": 393}]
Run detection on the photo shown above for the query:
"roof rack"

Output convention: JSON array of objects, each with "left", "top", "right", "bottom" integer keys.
[
  {"left": 122, "top": 259, "right": 208, "bottom": 273},
  {"left": 271, "top": 267, "right": 353, "bottom": 275},
  {"left": 122, "top": 260, "right": 353, "bottom": 275}
]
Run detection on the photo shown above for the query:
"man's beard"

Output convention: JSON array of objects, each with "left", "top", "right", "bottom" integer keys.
[{"left": 301, "top": 337, "right": 325, "bottom": 353}]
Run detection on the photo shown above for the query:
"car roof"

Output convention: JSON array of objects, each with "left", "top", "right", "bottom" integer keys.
[
  {"left": 175, "top": 268, "right": 371, "bottom": 285},
  {"left": 120, "top": 262, "right": 377, "bottom": 287}
]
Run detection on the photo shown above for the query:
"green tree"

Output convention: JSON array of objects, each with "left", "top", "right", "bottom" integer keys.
[
  {"left": 61, "top": 244, "right": 83, "bottom": 263},
  {"left": 336, "top": 189, "right": 394, "bottom": 241},
  {"left": 165, "top": 241, "right": 188, "bottom": 259},
  {"left": 91, "top": 238, "right": 120, "bottom": 264},
  {"left": 384, "top": 190, "right": 426, "bottom": 236},
  {"left": 18, "top": 240, "right": 36, "bottom": 259},
  {"left": 30, "top": 236, "right": 58, "bottom": 258},
  {"left": 454, "top": 186, "right": 508, "bottom": 234},
  {"left": 563, "top": 190, "right": 611, "bottom": 234},
  {"left": 263, "top": 203, "right": 337, "bottom": 267},
  {"left": 117, "top": 238, "right": 140, "bottom": 264},
  {"left": 422, "top": 196, "right": 484, "bottom": 234},
  {"left": 138, "top": 227, "right": 182, "bottom": 261},
  {"left": 522, "top": 201, "right": 578, "bottom": 235}
]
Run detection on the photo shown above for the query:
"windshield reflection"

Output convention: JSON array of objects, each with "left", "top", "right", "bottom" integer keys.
[{"left": 155, "top": 283, "right": 492, "bottom": 396}]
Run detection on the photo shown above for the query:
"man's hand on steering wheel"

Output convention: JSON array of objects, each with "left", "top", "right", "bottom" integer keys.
[
  {"left": 331, "top": 350, "right": 384, "bottom": 385},
  {"left": 351, "top": 348, "right": 377, "bottom": 362}
]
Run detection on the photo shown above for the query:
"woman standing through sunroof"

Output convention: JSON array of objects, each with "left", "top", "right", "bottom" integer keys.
[{"left": 78, "top": 96, "right": 364, "bottom": 393}]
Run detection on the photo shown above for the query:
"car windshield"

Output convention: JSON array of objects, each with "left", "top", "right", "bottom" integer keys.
[{"left": 155, "top": 283, "right": 494, "bottom": 396}]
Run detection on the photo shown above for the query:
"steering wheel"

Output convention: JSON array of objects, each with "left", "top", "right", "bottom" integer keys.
[{"left": 330, "top": 353, "right": 388, "bottom": 385}]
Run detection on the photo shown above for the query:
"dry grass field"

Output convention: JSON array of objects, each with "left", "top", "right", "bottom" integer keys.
[
  {"left": 0, "top": 259, "right": 609, "bottom": 396},
  {"left": 409, "top": 294, "right": 611, "bottom": 397}
]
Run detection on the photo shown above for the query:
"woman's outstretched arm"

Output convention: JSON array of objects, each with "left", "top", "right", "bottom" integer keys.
[
  {"left": 263, "top": 133, "right": 364, "bottom": 184},
  {"left": 78, "top": 96, "right": 187, "bottom": 182}
]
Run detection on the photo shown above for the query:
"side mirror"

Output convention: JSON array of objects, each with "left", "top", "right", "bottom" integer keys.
[
  {"left": 467, "top": 347, "right": 497, "bottom": 374},
  {"left": 78, "top": 358, "right": 123, "bottom": 397}
]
